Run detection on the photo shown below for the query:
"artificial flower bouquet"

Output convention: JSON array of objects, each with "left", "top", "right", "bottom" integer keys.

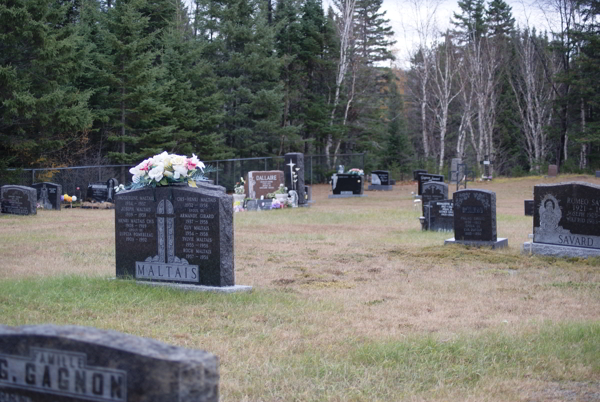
[
  {"left": 234, "top": 178, "right": 245, "bottom": 195},
  {"left": 346, "top": 168, "right": 364, "bottom": 176}
]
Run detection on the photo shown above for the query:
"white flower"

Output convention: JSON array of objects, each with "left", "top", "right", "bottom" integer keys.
[
  {"left": 132, "top": 175, "right": 140, "bottom": 184},
  {"left": 153, "top": 151, "right": 170, "bottom": 165},
  {"left": 148, "top": 162, "right": 165, "bottom": 182},
  {"left": 190, "top": 154, "right": 205, "bottom": 172},
  {"left": 173, "top": 164, "right": 188, "bottom": 179},
  {"left": 171, "top": 154, "right": 186, "bottom": 166}
]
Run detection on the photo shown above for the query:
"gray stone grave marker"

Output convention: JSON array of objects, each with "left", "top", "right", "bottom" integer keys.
[
  {"left": 1, "top": 185, "right": 37, "bottom": 215},
  {"left": 548, "top": 165, "right": 558, "bottom": 177},
  {"left": 246, "top": 171, "right": 284, "bottom": 200},
  {"left": 31, "top": 182, "right": 62, "bottom": 211}
]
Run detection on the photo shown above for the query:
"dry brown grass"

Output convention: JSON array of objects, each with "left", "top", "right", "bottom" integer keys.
[{"left": 1, "top": 174, "right": 599, "bottom": 401}]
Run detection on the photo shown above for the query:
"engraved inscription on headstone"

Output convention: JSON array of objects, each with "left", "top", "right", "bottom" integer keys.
[
  {"left": 1, "top": 185, "right": 37, "bottom": 215},
  {"left": 417, "top": 174, "right": 444, "bottom": 195},
  {"left": 0, "top": 324, "right": 219, "bottom": 402},
  {"left": 87, "top": 183, "right": 109, "bottom": 203},
  {"left": 421, "top": 182, "right": 448, "bottom": 215},
  {"left": 284, "top": 153, "right": 306, "bottom": 204},
  {"left": 426, "top": 199, "right": 454, "bottom": 232},
  {"left": 32, "top": 182, "right": 62, "bottom": 211},
  {"left": 453, "top": 189, "right": 496, "bottom": 242},
  {"left": 371, "top": 170, "right": 389, "bottom": 185},
  {"left": 246, "top": 171, "right": 284, "bottom": 200},
  {"left": 115, "top": 185, "right": 234, "bottom": 287}
]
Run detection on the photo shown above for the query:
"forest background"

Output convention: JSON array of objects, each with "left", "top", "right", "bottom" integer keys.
[{"left": 0, "top": 0, "right": 598, "bottom": 182}]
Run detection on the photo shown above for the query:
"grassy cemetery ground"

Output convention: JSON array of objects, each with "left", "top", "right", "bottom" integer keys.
[{"left": 1, "top": 175, "right": 599, "bottom": 401}]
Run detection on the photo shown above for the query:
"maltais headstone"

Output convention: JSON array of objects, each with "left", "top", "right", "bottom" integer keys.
[
  {"left": 31, "top": 182, "right": 62, "bottom": 211},
  {"left": 0, "top": 324, "right": 219, "bottom": 402},
  {"left": 524, "top": 182, "right": 600, "bottom": 257},
  {"left": 329, "top": 174, "right": 366, "bottom": 198},
  {"left": 425, "top": 199, "right": 454, "bottom": 232},
  {"left": 284, "top": 153, "right": 306, "bottom": 205},
  {"left": 1, "top": 185, "right": 37, "bottom": 215},
  {"left": 445, "top": 189, "right": 507, "bottom": 248},
  {"left": 417, "top": 173, "right": 444, "bottom": 195},
  {"left": 115, "top": 185, "right": 249, "bottom": 291},
  {"left": 246, "top": 171, "right": 284, "bottom": 200},
  {"left": 421, "top": 182, "right": 448, "bottom": 215},
  {"left": 524, "top": 199, "right": 534, "bottom": 216},
  {"left": 368, "top": 170, "right": 393, "bottom": 191},
  {"left": 548, "top": 165, "right": 558, "bottom": 177},
  {"left": 413, "top": 169, "right": 427, "bottom": 181}
]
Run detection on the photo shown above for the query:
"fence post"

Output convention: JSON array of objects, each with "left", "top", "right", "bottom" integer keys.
[
  {"left": 98, "top": 167, "right": 101, "bottom": 182},
  {"left": 216, "top": 161, "right": 219, "bottom": 185},
  {"left": 31, "top": 169, "right": 35, "bottom": 184}
]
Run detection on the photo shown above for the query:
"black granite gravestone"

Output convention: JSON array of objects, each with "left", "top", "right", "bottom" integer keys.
[
  {"left": 330, "top": 174, "right": 365, "bottom": 197},
  {"left": 1, "top": 185, "right": 37, "bottom": 215},
  {"left": 257, "top": 199, "right": 273, "bottom": 210},
  {"left": 244, "top": 199, "right": 258, "bottom": 211},
  {"left": 115, "top": 185, "right": 239, "bottom": 288},
  {"left": 31, "top": 182, "right": 62, "bottom": 211},
  {"left": 417, "top": 174, "right": 444, "bottom": 195},
  {"left": 284, "top": 153, "right": 305, "bottom": 205},
  {"left": 106, "top": 178, "right": 119, "bottom": 203},
  {"left": 525, "top": 182, "right": 600, "bottom": 257},
  {"left": 445, "top": 189, "right": 507, "bottom": 248},
  {"left": 596, "top": 171, "right": 600, "bottom": 178},
  {"left": 413, "top": 169, "right": 427, "bottom": 181},
  {"left": 524, "top": 199, "right": 534, "bottom": 216},
  {"left": 0, "top": 324, "right": 219, "bottom": 402},
  {"left": 421, "top": 182, "right": 448, "bottom": 215},
  {"left": 368, "top": 170, "right": 393, "bottom": 191},
  {"left": 87, "top": 182, "right": 109, "bottom": 203},
  {"left": 425, "top": 199, "right": 454, "bottom": 232}
]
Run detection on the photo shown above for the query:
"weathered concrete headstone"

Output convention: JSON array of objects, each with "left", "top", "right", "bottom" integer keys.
[
  {"left": 417, "top": 173, "right": 444, "bottom": 196},
  {"left": 548, "top": 165, "right": 558, "bottom": 177},
  {"left": 524, "top": 182, "right": 600, "bottom": 257},
  {"left": 115, "top": 185, "right": 249, "bottom": 291},
  {"left": 421, "top": 182, "right": 448, "bottom": 215},
  {"left": 449, "top": 158, "right": 462, "bottom": 184},
  {"left": 284, "top": 153, "right": 306, "bottom": 205},
  {"left": 445, "top": 189, "right": 507, "bottom": 248},
  {"left": 1, "top": 185, "right": 37, "bottom": 215},
  {"left": 413, "top": 169, "right": 427, "bottom": 181},
  {"left": 425, "top": 199, "right": 454, "bottom": 232},
  {"left": 31, "top": 182, "right": 62, "bottom": 211},
  {"left": 368, "top": 170, "right": 393, "bottom": 191},
  {"left": 329, "top": 174, "right": 366, "bottom": 198},
  {"left": 245, "top": 171, "right": 284, "bottom": 200},
  {"left": 0, "top": 324, "right": 219, "bottom": 402},
  {"left": 524, "top": 199, "right": 534, "bottom": 216}
]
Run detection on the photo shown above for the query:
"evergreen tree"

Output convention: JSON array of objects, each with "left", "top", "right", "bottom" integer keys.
[
  {"left": 452, "top": 0, "right": 487, "bottom": 42},
  {"left": 353, "top": 0, "right": 395, "bottom": 64},
  {"left": 382, "top": 70, "right": 412, "bottom": 172}
]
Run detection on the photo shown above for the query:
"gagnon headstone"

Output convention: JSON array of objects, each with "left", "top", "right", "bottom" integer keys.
[
  {"left": 413, "top": 169, "right": 427, "bottom": 181},
  {"left": 417, "top": 173, "right": 444, "bottom": 196},
  {"left": 525, "top": 182, "right": 600, "bottom": 257},
  {"left": 284, "top": 153, "right": 306, "bottom": 205},
  {"left": 425, "top": 199, "right": 454, "bottom": 232},
  {"left": 245, "top": 171, "right": 284, "bottom": 200},
  {"left": 445, "top": 189, "right": 507, "bottom": 248},
  {"left": 31, "top": 182, "right": 62, "bottom": 211},
  {"left": 1, "top": 185, "right": 37, "bottom": 215},
  {"left": 421, "top": 182, "right": 448, "bottom": 215},
  {"left": 115, "top": 184, "right": 237, "bottom": 288},
  {"left": 0, "top": 324, "right": 219, "bottom": 402}
]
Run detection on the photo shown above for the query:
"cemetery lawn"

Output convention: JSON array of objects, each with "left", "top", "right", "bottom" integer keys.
[{"left": 1, "top": 175, "right": 599, "bottom": 402}]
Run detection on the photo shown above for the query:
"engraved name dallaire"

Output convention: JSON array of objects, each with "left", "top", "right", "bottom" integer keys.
[
  {"left": 136, "top": 262, "right": 199, "bottom": 282},
  {"left": 0, "top": 348, "right": 126, "bottom": 402}
]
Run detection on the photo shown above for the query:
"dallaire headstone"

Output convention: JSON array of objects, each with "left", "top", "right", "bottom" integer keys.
[
  {"left": 115, "top": 184, "right": 250, "bottom": 291},
  {"left": 421, "top": 182, "right": 448, "bottom": 216},
  {"left": 31, "top": 182, "right": 62, "bottom": 211},
  {"left": 368, "top": 170, "right": 393, "bottom": 191},
  {"left": 245, "top": 171, "right": 284, "bottom": 200},
  {"left": 0, "top": 324, "right": 219, "bottom": 402},
  {"left": 524, "top": 181, "right": 600, "bottom": 257},
  {"left": 445, "top": 189, "right": 507, "bottom": 249},
  {"left": 413, "top": 169, "right": 427, "bottom": 181},
  {"left": 524, "top": 199, "right": 534, "bottom": 216},
  {"left": 548, "top": 165, "right": 558, "bottom": 177},
  {"left": 1, "top": 185, "right": 37, "bottom": 215},
  {"left": 425, "top": 199, "right": 454, "bottom": 232},
  {"left": 284, "top": 153, "right": 306, "bottom": 205},
  {"left": 417, "top": 173, "right": 444, "bottom": 196},
  {"left": 329, "top": 174, "right": 366, "bottom": 198}
]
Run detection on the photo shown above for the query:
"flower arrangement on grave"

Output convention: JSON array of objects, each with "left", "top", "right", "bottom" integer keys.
[
  {"left": 234, "top": 178, "right": 245, "bottom": 195},
  {"left": 119, "top": 151, "right": 214, "bottom": 192},
  {"left": 266, "top": 184, "right": 288, "bottom": 199},
  {"left": 346, "top": 168, "right": 364, "bottom": 176},
  {"left": 270, "top": 199, "right": 284, "bottom": 209}
]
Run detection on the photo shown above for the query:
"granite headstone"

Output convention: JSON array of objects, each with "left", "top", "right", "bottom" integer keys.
[
  {"left": 548, "top": 165, "right": 558, "bottom": 177},
  {"left": 257, "top": 199, "right": 273, "bottom": 210},
  {"left": 524, "top": 199, "right": 534, "bottom": 216},
  {"left": 87, "top": 183, "right": 109, "bottom": 203},
  {"left": 31, "top": 182, "right": 62, "bottom": 211},
  {"left": 417, "top": 173, "right": 444, "bottom": 195},
  {"left": 413, "top": 169, "right": 427, "bottom": 181},
  {"left": 246, "top": 171, "right": 284, "bottom": 200},
  {"left": 449, "top": 158, "right": 462, "bottom": 184},
  {"left": 304, "top": 185, "right": 314, "bottom": 203},
  {"left": 421, "top": 182, "right": 448, "bottom": 215},
  {"left": 284, "top": 153, "right": 306, "bottom": 205},
  {"left": 425, "top": 199, "right": 454, "bottom": 232},
  {"left": 1, "top": 185, "right": 37, "bottom": 215},
  {"left": 0, "top": 324, "right": 218, "bottom": 402},
  {"left": 368, "top": 170, "right": 393, "bottom": 191},
  {"left": 330, "top": 174, "right": 365, "bottom": 197},
  {"left": 244, "top": 199, "right": 258, "bottom": 211}
]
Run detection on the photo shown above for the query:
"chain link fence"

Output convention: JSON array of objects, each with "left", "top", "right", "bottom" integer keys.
[{"left": 2, "top": 153, "right": 366, "bottom": 199}]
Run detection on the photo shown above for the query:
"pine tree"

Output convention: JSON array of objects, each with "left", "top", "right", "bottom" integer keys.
[
  {"left": 452, "top": 0, "right": 487, "bottom": 43},
  {"left": 383, "top": 70, "right": 412, "bottom": 172},
  {"left": 353, "top": 0, "right": 395, "bottom": 65}
]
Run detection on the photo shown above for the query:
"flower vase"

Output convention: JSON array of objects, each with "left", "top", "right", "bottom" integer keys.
[{"left": 233, "top": 194, "right": 246, "bottom": 205}]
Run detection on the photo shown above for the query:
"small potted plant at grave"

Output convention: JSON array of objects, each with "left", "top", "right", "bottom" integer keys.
[
  {"left": 274, "top": 184, "right": 288, "bottom": 203},
  {"left": 233, "top": 177, "right": 246, "bottom": 204}
]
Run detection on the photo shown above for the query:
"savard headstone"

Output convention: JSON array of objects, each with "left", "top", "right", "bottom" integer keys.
[
  {"left": 115, "top": 184, "right": 250, "bottom": 291},
  {"left": 524, "top": 181, "right": 600, "bottom": 257},
  {"left": 329, "top": 174, "right": 366, "bottom": 198},
  {"left": 425, "top": 199, "right": 454, "bottom": 232},
  {"left": 245, "top": 171, "right": 284, "bottom": 200},
  {"left": 421, "top": 182, "right": 448, "bottom": 215},
  {"left": 445, "top": 189, "right": 507, "bottom": 248},
  {"left": 417, "top": 173, "right": 444, "bottom": 196},
  {"left": 0, "top": 324, "right": 219, "bottom": 402},
  {"left": 368, "top": 170, "right": 393, "bottom": 191},
  {"left": 413, "top": 169, "right": 427, "bottom": 181},
  {"left": 1, "top": 185, "right": 37, "bottom": 215},
  {"left": 31, "top": 182, "right": 62, "bottom": 211},
  {"left": 284, "top": 153, "right": 306, "bottom": 205}
]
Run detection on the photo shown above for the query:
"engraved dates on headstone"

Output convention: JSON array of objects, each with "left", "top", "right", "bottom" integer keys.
[
  {"left": 1, "top": 185, "right": 37, "bottom": 215},
  {"left": 115, "top": 185, "right": 234, "bottom": 287},
  {"left": 453, "top": 189, "right": 496, "bottom": 242},
  {"left": 246, "top": 171, "right": 284, "bottom": 200},
  {"left": 32, "top": 182, "right": 62, "bottom": 211},
  {"left": 426, "top": 199, "right": 454, "bottom": 232},
  {"left": 0, "top": 324, "right": 219, "bottom": 402}
]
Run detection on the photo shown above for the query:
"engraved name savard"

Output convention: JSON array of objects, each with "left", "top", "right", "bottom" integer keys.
[{"left": 0, "top": 348, "right": 126, "bottom": 402}]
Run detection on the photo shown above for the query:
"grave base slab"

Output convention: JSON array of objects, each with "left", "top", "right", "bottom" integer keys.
[
  {"left": 328, "top": 194, "right": 367, "bottom": 198},
  {"left": 445, "top": 237, "right": 508, "bottom": 249},
  {"left": 522, "top": 242, "right": 600, "bottom": 258},
  {"left": 367, "top": 184, "right": 393, "bottom": 191},
  {"left": 139, "top": 282, "right": 253, "bottom": 293}
]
